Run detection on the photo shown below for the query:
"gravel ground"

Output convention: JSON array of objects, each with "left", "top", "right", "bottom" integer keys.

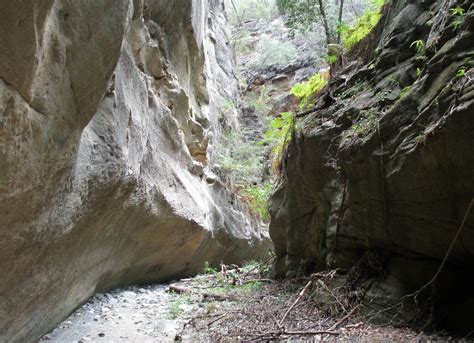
[{"left": 40, "top": 284, "right": 187, "bottom": 343}]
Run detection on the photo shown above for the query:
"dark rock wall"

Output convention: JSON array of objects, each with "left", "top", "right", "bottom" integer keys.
[
  {"left": 270, "top": 0, "right": 473, "bottom": 332},
  {"left": 0, "top": 1, "right": 269, "bottom": 342}
]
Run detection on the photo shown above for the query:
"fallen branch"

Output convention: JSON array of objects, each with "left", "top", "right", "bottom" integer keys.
[
  {"left": 242, "top": 278, "right": 273, "bottom": 285},
  {"left": 329, "top": 304, "right": 361, "bottom": 330},
  {"left": 278, "top": 280, "right": 312, "bottom": 327},
  {"left": 207, "top": 313, "right": 227, "bottom": 326},
  {"left": 167, "top": 284, "right": 236, "bottom": 301},
  {"left": 245, "top": 329, "right": 340, "bottom": 339}
]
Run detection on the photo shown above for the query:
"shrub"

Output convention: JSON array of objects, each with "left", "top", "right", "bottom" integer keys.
[
  {"left": 217, "top": 129, "right": 263, "bottom": 186},
  {"left": 241, "top": 183, "right": 273, "bottom": 221},
  {"left": 291, "top": 72, "right": 328, "bottom": 109},
  {"left": 249, "top": 38, "right": 297, "bottom": 71}
]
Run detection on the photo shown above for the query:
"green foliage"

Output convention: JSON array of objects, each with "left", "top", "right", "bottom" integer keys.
[
  {"left": 217, "top": 129, "right": 262, "bottom": 186},
  {"left": 166, "top": 293, "right": 192, "bottom": 319},
  {"left": 203, "top": 261, "right": 219, "bottom": 274},
  {"left": 450, "top": 6, "right": 465, "bottom": 16},
  {"left": 450, "top": 6, "right": 465, "bottom": 31},
  {"left": 456, "top": 67, "right": 466, "bottom": 78},
  {"left": 410, "top": 39, "right": 425, "bottom": 55},
  {"left": 276, "top": 0, "right": 327, "bottom": 33},
  {"left": 249, "top": 38, "right": 297, "bottom": 70},
  {"left": 338, "top": 80, "right": 367, "bottom": 100},
  {"left": 339, "top": 0, "right": 384, "bottom": 50},
  {"left": 225, "top": 0, "right": 278, "bottom": 25},
  {"left": 327, "top": 54, "right": 338, "bottom": 64},
  {"left": 385, "top": 75, "right": 398, "bottom": 87},
  {"left": 260, "top": 112, "right": 295, "bottom": 171},
  {"left": 351, "top": 109, "right": 378, "bottom": 136},
  {"left": 232, "top": 29, "right": 251, "bottom": 55},
  {"left": 416, "top": 67, "right": 422, "bottom": 77},
  {"left": 400, "top": 85, "right": 411, "bottom": 98},
  {"left": 413, "top": 132, "right": 427, "bottom": 145},
  {"left": 253, "top": 85, "right": 271, "bottom": 115},
  {"left": 376, "top": 90, "right": 388, "bottom": 102},
  {"left": 291, "top": 72, "right": 328, "bottom": 109},
  {"left": 241, "top": 183, "right": 272, "bottom": 221}
]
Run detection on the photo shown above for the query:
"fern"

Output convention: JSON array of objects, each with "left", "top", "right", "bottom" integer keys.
[
  {"left": 291, "top": 73, "right": 327, "bottom": 109},
  {"left": 339, "top": 0, "right": 384, "bottom": 50},
  {"left": 410, "top": 40, "right": 425, "bottom": 55}
]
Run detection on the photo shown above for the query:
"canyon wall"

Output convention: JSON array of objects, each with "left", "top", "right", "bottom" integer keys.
[
  {"left": 270, "top": 0, "right": 473, "bottom": 332},
  {"left": 0, "top": 1, "right": 269, "bottom": 341}
]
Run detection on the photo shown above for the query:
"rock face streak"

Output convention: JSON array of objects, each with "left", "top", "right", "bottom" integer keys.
[
  {"left": 0, "top": 1, "right": 269, "bottom": 341},
  {"left": 270, "top": 0, "right": 473, "bottom": 332}
]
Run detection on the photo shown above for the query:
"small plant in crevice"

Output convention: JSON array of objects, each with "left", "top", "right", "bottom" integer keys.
[
  {"left": 291, "top": 72, "right": 328, "bottom": 109},
  {"left": 376, "top": 90, "right": 388, "bottom": 103},
  {"left": 399, "top": 85, "right": 412, "bottom": 98},
  {"left": 455, "top": 67, "right": 466, "bottom": 78},
  {"left": 410, "top": 39, "right": 425, "bottom": 55},
  {"left": 260, "top": 111, "right": 295, "bottom": 172},
  {"left": 385, "top": 74, "right": 398, "bottom": 87},
  {"left": 327, "top": 54, "right": 338, "bottom": 65},
  {"left": 413, "top": 132, "right": 427, "bottom": 145},
  {"left": 339, "top": 80, "right": 367, "bottom": 100},
  {"left": 166, "top": 293, "right": 192, "bottom": 319},
  {"left": 449, "top": 6, "right": 465, "bottom": 31},
  {"left": 350, "top": 109, "right": 378, "bottom": 136}
]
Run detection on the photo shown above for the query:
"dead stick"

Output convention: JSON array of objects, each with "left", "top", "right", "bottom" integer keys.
[
  {"left": 207, "top": 313, "right": 227, "bottom": 326},
  {"left": 246, "top": 329, "right": 340, "bottom": 338},
  {"left": 329, "top": 304, "right": 360, "bottom": 330},
  {"left": 278, "top": 280, "right": 312, "bottom": 326}
]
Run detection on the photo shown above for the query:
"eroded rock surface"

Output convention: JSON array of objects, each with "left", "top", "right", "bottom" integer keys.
[
  {"left": 270, "top": 0, "right": 473, "bottom": 333},
  {"left": 0, "top": 1, "right": 269, "bottom": 342}
]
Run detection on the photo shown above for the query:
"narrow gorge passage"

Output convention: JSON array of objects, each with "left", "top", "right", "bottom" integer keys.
[{"left": 1, "top": 0, "right": 473, "bottom": 342}]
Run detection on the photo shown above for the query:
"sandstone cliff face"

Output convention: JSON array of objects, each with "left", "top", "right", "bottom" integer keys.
[
  {"left": 0, "top": 1, "right": 269, "bottom": 341},
  {"left": 270, "top": 0, "right": 473, "bottom": 332}
]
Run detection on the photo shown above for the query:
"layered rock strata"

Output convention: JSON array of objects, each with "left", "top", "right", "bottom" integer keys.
[{"left": 270, "top": 0, "right": 473, "bottom": 333}]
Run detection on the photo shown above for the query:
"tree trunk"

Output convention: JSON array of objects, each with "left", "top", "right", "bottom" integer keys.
[
  {"left": 337, "top": 0, "right": 344, "bottom": 43},
  {"left": 317, "top": 0, "right": 332, "bottom": 45}
]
